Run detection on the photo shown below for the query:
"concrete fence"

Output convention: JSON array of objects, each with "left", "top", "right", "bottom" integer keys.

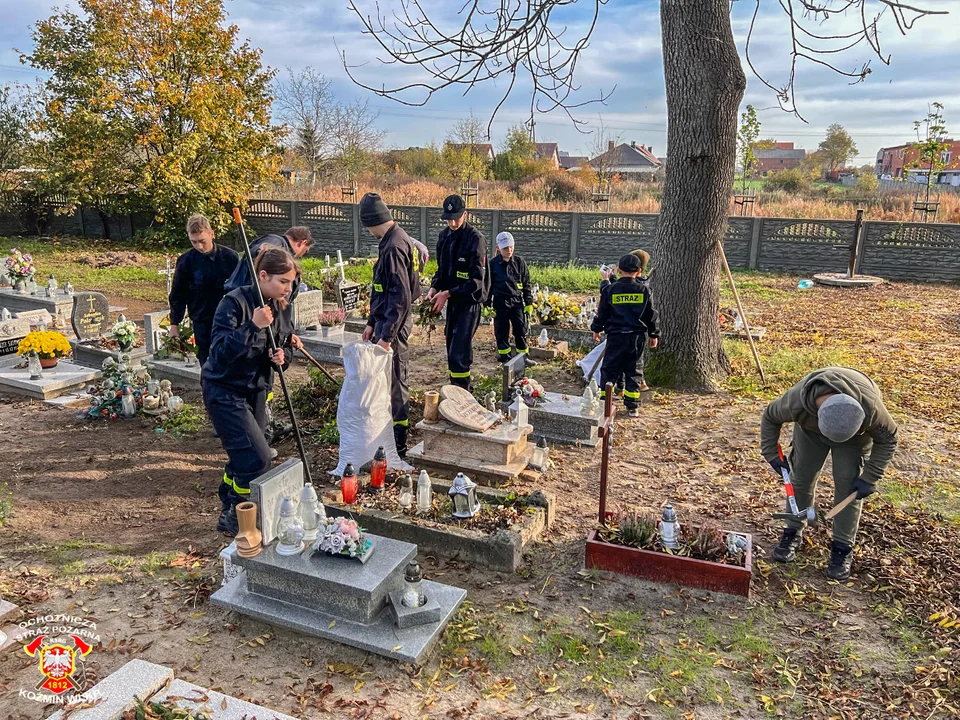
[{"left": 2, "top": 197, "right": 959, "bottom": 282}]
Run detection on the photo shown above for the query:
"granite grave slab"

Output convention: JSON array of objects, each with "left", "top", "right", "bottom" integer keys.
[
  {"left": 152, "top": 678, "right": 298, "bottom": 720},
  {"left": 145, "top": 357, "right": 202, "bottom": 389},
  {"left": 249, "top": 458, "right": 304, "bottom": 545},
  {"left": 0, "top": 360, "right": 100, "bottom": 399},
  {"left": 0, "top": 288, "right": 74, "bottom": 319},
  {"left": 527, "top": 391, "right": 603, "bottom": 447},
  {"left": 70, "top": 341, "right": 149, "bottom": 369},
  {"left": 143, "top": 310, "right": 170, "bottom": 355},
  {"left": 298, "top": 330, "right": 362, "bottom": 366},
  {"left": 293, "top": 289, "right": 325, "bottom": 331},
  {"left": 45, "top": 659, "right": 174, "bottom": 720},
  {"left": 71, "top": 292, "right": 110, "bottom": 341}
]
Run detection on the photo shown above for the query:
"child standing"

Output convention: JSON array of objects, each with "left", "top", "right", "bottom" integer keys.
[
  {"left": 489, "top": 232, "right": 536, "bottom": 366},
  {"left": 591, "top": 254, "right": 659, "bottom": 417},
  {"left": 202, "top": 246, "right": 302, "bottom": 535}
]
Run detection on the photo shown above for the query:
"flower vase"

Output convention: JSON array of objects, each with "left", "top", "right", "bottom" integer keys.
[
  {"left": 320, "top": 325, "right": 344, "bottom": 338},
  {"left": 235, "top": 502, "right": 262, "bottom": 558},
  {"left": 13, "top": 278, "right": 27, "bottom": 294},
  {"left": 118, "top": 339, "right": 133, "bottom": 352},
  {"left": 39, "top": 358, "right": 58, "bottom": 369}
]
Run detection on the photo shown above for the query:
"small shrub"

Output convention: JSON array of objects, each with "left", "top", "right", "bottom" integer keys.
[
  {"left": 764, "top": 169, "right": 812, "bottom": 193},
  {"left": 158, "top": 404, "right": 205, "bottom": 436}
]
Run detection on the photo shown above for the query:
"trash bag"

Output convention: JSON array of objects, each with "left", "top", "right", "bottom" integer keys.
[
  {"left": 577, "top": 339, "right": 606, "bottom": 382},
  {"left": 330, "top": 342, "right": 412, "bottom": 476}
]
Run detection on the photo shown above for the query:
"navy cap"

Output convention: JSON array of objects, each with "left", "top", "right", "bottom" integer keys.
[
  {"left": 441, "top": 195, "right": 466, "bottom": 220},
  {"left": 618, "top": 253, "right": 642, "bottom": 273}
]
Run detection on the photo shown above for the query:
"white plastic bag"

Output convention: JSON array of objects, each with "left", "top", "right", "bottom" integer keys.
[
  {"left": 330, "top": 342, "right": 412, "bottom": 476},
  {"left": 577, "top": 339, "right": 606, "bottom": 382}
]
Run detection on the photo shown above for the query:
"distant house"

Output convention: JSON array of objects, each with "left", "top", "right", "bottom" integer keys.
[
  {"left": 589, "top": 141, "right": 662, "bottom": 177},
  {"left": 558, "top": 151, "right": 589, "bottom": 171},
  {"left": 533, "top": 142, "right": 561, "bottom": 168},
  {"left": 876, "top": 140, "right": 960, "bottom": 184},
  {"left": 752, "top": 142, "right": 806, "bottom": 177},
  {"left": 446, "top": 143, "right": 496, "bottom": 162}
]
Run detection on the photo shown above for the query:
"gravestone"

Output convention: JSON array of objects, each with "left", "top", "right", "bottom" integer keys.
[
  {"left": 438, "top": 398, "right": 499, "bottom": 432},
  {"left": 71, "top": 292, "right": 110, "bottom": 341},
  {"left": 293, "top": 289, "right": 325, "bottom": 331},
  {"left": 337, "top": 280, "right": 362, "bottom": 315},
  {"left": 143, "top": 310, "right": 170, "bottom": 356},
  {"left": 500, "top": 354, "right": 527, "bottom": 403},
  {"left": 249, "top": 458, "right": 305, "bottom": 545},
  {"left": 440, "top": 383, "right": 480, "bottom": 406},
  {"left": 0, "top": 317, "right": 30, "bottom": 357},
  {"left": 14, "top": 309, "right": 53, "bottom": 328}
]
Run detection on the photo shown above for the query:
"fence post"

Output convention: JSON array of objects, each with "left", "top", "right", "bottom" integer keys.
[
  {"left": 569, "top": 212, "right": 580, "bottom": 263},
  {"left": 291, "top": 200, "right": 299, "bottom": 226},
  {"left": 848, "top": 208, "right": 864, "bottom": 278},
  {"left": 351, "top": 203, "right": 361, "bottom": 256},
  {"left": 419, "top": 206, "right": 428, "bottom": 244},
  {"left": 490, "top": 209, "right": 500, "bottom": 258},
  {"left": 748, "top": 217, "right": 762, "bottom": 270},
  {"left": 855, "top": 221, "right": 870, "bottom": 275}
]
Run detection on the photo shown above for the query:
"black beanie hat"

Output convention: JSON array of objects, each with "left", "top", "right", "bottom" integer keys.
[{"left": 359, "top": 193, "right": 392, "bottom": 227}]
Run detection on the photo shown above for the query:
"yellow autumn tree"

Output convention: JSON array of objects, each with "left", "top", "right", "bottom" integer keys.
[{"left": 22, "top": 0, "right": 282, "bottom": 235}]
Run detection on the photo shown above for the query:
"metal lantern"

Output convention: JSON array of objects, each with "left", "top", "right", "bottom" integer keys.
[
  {"left": 299, "top": 484, "right": 326, "bottom": 542},
  {"left": 659, "top": 504, "right": 681, "bottom": 549},
  {"left": 449, "top": 472, "right": 480, "bottom": 518},
  {"left": 370, "top": 446, "right": 387, "bottom": 491},
  {"left": 530, "top": 437, "right": 550, "bottom": 471},
  {"left": 275, "top": 496, "right": 305, "bottom": 555},
  {"left": 28, "top": 350, "right": 43, "bottom": 380},
  {"left": 402, "top": 560, "right": 426, "bottom": 608},
  {"left": 416, "top": 469, "right": 432, "bottom": 514}
]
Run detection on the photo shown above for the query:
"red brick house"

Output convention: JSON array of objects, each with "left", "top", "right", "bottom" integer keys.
[
  {"left": 752, "top": 142, "right": 806, "bottom": 177},
  {"left": 876, "top": 140, "right": 960, "bottom": 183}
]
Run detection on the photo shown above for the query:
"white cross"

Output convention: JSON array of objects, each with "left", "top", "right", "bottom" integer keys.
[
  {"left": 158, "top": 257, "right": 175, "bottom": 294},
  {"left": 335, "top": 250, "right": 347, "bottom": 282}
]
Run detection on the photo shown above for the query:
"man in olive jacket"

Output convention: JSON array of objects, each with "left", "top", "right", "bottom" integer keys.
[{"left": 760, "top": 367, "right": 898, "bottom": 580}]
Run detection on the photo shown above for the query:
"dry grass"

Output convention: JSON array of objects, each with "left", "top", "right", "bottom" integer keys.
[{"left": 258, "top": 174, "right": 960, "bottom": 222}]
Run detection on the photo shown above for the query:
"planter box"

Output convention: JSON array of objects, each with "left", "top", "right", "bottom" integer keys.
[
  {"left": 70, "top": 340, "right": 149, "bottom": 369},
  {"left": 584, "top": 529, "right": 753, "bottom": 598},
  {"left": 325, "top": 484, "right": 554, "bottom": 573},
  {"left": 527, "top": 341, "right": 568, "bottom": 361},
  {"left": 531, "top": 323, "right": 593, "bottom": 348}
]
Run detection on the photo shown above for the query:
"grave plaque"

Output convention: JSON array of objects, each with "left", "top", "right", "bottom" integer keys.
[
  {"left": 500, "top": 354, "right": 527, "bottom": 402},
  {"left": 336, "top": 281, "right": 362, "bottom": 314},
  {"left": 249, "top": 458, "right": 305, "bottom": 546},
  {"left": 14, "top": 309, "right": 53, "bottom": 328},
  {"left": 71, "top": 292, "right": 110, "bottom": 341},
  {"left": 143, "top": 311, "right": 170, "bottom": 355},
  {"left": 438, "top": 398, "right": 500, "bottom": 433},
  {"left": 0, "top": 317, "right": 30, "bottom": 356},
  {"left": 293, "top": 290, "right": 325, "bottom": 331},
  {"left": 440, "top": 384, "right": 480, "bottom": 406}
]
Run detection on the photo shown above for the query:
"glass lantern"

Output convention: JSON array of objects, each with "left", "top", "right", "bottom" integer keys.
[
  {"left": 398, "top": 473, "right": 413, "bottom": 509},
  {"left": 48, "top": 274, "right": 58, "bottom": 292},
  {"left": 530, "top": 437, "right": 550, "bottom": 471},
  {"left": 537, "top": 329, "right": 549, "bottom": 348},
  {"left": 370, "top": 446, "right": 387, "bottom": 491},
  {"left": 275, "top": 496, "right": 305, "bottom": 555},
  {"left": 28, "top": 350, "right": 43, "bottom": 380},
  {"left": 402, "top": 560, "right": 426, "bottom": 608},
  {"left": 416, "top": 469, "right": 432, "bottom": 514},
  {"left": 64, "top": 281, "right": 74, "bottom": 296},
  {"left": 121, "top": 387, "right": 136, "bottom": 417},
  {"left": 449, "top": 472, "right": 479, "bottom": 518},
  {"left": 659, "top": 504, "right": 681, "bottom": 549},
  {"left": 341, "top": 463, "right": 358, "bottom": 504},
  {"left": 299, "top": 484, "right": 326, "bottom": 542}
]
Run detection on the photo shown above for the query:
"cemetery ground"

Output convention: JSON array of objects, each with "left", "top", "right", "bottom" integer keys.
[{"left": 0, "top": 242, "right": 959, "bottom": 719}]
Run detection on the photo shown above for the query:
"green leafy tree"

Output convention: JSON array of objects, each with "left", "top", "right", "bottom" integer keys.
[
  {"left": 492, "top": 125, "right": 535, "bottom": 181},
  {"left": 910, "top": 102, "right": 950, "bottom": 202},
  {"left": 0, "top": 85, "right": 30, "bottom": 174},
  {"left": 817, "top": 123, "right": 858, "bottom": 176},
  {"left": 735, "top": 104, "right": 761, "bottom": 192},
  {"left": 22, "top": 0, "right": 282, "bottom": 234},
  {"left": 443, "top": 115, "right": 490, "bottom": 183}
]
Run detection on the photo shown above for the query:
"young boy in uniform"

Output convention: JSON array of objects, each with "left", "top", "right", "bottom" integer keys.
[
  {"left": 489, "top": 232, "right": 536, "bottom": 366},
  {"left": 591, "top": 253, "right": 659, "bottom": 417}
]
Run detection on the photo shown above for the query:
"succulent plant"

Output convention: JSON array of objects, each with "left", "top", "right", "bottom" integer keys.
[
  {"left": 614, "top": 509, "right": 658, "bottom": 549},
  {"left": 687, "top": 523, "right": 727, "bottom": 562}
]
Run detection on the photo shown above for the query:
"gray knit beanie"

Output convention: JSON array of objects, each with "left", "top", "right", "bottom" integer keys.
[
  {"left": 359, "top": 193, "right": 392, "bottom": 227},
  {"left": 817, "top": 394, "right": 865, "bottom": 442}
]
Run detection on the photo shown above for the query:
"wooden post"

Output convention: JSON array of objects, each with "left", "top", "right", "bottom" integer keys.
[
  {"left": 718, "top": 241, "right": 765, "bottom": 384},
  {"left": 847, "top": 207, "right": 864, "bottom": 279},
  {"left": 597, "top": 383, "right": 615, "bottom": 525}
]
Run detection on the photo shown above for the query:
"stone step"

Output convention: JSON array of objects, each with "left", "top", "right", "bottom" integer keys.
[
  {"left": 212, "top": 572, "right": 465, "bottom": 665},
  {"left": 232, "top": 535, "right": 416, "bottom": 625}
]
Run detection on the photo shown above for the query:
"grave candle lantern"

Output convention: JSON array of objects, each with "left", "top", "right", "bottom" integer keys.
[
  {"left": 121, "top": 387, "right": 136, "bottom": 417},
  {"left": 64, "top": 281, "right": 74, "bottom": 296},
  {"left": 659, "top": 504, "right": 681, "bottom": 549},
  {"left": 530, "top": 437, "right": 550, "bottom": 471},
  {"left": 398, "top": 474, "right": 413, "bottom": 509},
  {"left": 416, "top": 469, "right": 432, "bottom": 514},
  {"left": 47, "top": 274, "right": 57, "bottom": 292},
  {"left": 370, "top": 446, "right": 387, "bottom": 491},
  {"left": 402, "top": 560, "right": 426, "bottom": 608},
  {"left": 298, "top": 484, "right": 325, "bottom": 542},
  {"left": 28, "top": 350, "right": 43, "bottom": 380},
  {"left": 537, "top": 329, "right": 549, "bottom": 348},
  {"left": 449, "top": 472, "right": 479, "bottom": 519},
  {"left": 275, "top": 496, "right": 305, "bottom": 555},
  {"left": 341, "top": 463, "right": 358, "bottom": 504}
]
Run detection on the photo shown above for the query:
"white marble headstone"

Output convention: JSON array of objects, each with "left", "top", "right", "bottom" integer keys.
[
  {"left": 249, "top": 458, "right": 305, "bottom": 545},
  {"left": 293, "top": 290, "right": 324, "bottom": 331},
  {"left": 143, "top": 311, "right": 170, "bottom": 355},
  {"left": 14, "top": 309, "right": 53, "bottom": 328}
]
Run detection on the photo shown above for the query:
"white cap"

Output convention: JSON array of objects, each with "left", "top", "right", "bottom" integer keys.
[{"left": 496, "top": 232, "right": 515, "bottom": 250}]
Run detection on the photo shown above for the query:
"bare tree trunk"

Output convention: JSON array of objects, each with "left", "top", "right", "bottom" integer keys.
[{"left": 649, "top": 0, "right": 746, "bottom": 390}]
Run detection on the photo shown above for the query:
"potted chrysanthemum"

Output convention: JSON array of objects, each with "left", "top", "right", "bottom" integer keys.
[{"left": 18, "top": 330, "right": 72, "bottom": 368}]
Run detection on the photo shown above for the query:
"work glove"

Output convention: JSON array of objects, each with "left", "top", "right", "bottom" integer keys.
[
  {"left": 769, "top": 457, "right": 789, "bottom": 477},
  {"left": 524, "top": 304, "right": 533, "bottom": 316},
  {"left": 852, "top": 477, "right": 877, "bottom": 499}
]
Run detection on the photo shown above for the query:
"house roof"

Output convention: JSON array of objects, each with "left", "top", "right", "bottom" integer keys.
[
  {"left": 755, "top": 148, "right": 806, "bottom": 160},
  {"left": 534, "top": 142, "right": 559, "bottom": 160},
  {"left": 589, "top": 143, "right": 661, "bottom": 169},
  {"left": 448, "top": 143, "right": 495, "bottom": 157},
  {"left": 559, "top": 154, "right": 588, "bottom": 169}
]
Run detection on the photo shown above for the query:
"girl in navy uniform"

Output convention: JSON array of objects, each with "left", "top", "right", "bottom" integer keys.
[{"left": 202, "top": 246, "right": 303, "bottom": 535}]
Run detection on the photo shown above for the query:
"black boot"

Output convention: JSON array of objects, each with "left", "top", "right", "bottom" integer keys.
[
  {"left": 771, "top": 528, "right": 802, "bottom": 563},
  {"left": 217, "top": 505, "right": 239, "bottom": 536},
  {"left": 826, "top": 541, "right": 854, "bottom": 581},
  {"left": 394, "top": 425, "right": 408, "bottom": 459}
]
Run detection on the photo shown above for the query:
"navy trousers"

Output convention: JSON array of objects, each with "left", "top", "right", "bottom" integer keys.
[
  {"left": 445, "top": 301, "right": 481, "bottom": 388},
  {"left": 600, "top": 332, "right": 644, "bottom": 411}
]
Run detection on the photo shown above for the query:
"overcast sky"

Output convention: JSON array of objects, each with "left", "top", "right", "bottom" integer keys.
[{"left": 1, "top": 0, "right": 956, "bottom": 163}]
